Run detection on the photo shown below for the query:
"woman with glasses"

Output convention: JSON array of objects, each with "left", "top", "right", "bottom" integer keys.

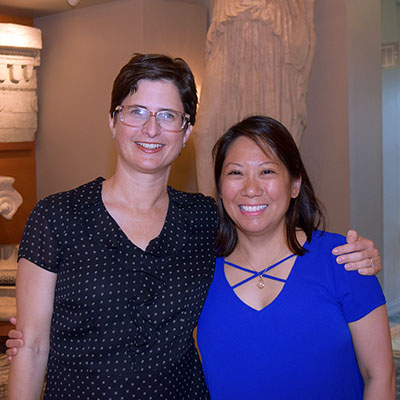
[{"left": 7, "top": 54, "right": 381, "bottom": 399}]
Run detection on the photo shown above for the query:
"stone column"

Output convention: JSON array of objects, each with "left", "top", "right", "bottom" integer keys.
[
  {"left": 193, "top": 0, "right": 316, "bottom": 196},
  {"left": 0, "top": 23, "right": 42, "bottom": 142}
]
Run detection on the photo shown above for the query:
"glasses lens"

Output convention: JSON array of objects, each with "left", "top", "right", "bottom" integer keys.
[
  {"left": 120, "top": 106, "right": 148, "bottom": 126},
  {"left": 118, "top": 106, "right": 188, "bottom": 131},
  {"left": 157, "top": 111, "right": 185, "bottom": 131}
]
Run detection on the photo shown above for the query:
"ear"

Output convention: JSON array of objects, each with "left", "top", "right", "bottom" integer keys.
[
  {"left": 182, "top": 123, "right": 193, "bottom": 146},
  {"left": 291, "top": 177, "right": 302, "bottom": 199},
  {"left": 109, "top": 114, "right": 116, "bottom": 139}
]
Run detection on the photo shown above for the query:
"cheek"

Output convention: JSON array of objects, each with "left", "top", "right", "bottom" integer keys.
[{"left": 219, "top": 180, "right": 238, "bottom": 203}]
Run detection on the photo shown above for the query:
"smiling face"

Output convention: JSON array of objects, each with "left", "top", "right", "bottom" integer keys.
[
  {"left": 219, "top": 136, "right": 301, "bottom": 240},
  {"left": 109, "top": 79, "right": 192, "bottom": 177}
]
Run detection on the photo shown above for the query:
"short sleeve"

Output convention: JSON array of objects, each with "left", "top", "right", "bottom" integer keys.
[
  {"left": 328, "top": 234, "right": 386, "bottom": 323},
  {"left": 18, "top": 199, "right": 60, "bottom": 273}
]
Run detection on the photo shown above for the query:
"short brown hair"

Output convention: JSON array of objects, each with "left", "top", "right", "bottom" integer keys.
[{"left": 110, "top": 53, "right": 198, "bottom": 125}]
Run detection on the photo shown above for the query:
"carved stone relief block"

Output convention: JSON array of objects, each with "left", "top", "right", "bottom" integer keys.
[{"left": 0, "top": 23, "right": 42, "bottom": 142}]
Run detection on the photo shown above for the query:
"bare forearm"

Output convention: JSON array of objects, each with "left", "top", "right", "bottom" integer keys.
[
  {"left": 8, "top": 347, "right": 49, "bottom": 400},
  {"left": 363, "top": 366, "right": 396, "bottom": 400}
]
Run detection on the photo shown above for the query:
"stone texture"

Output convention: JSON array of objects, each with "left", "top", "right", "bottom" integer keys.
[
  {"left": 194, "top": 0, "right": 316, "bottom": 196},
  {"left": 0, "top": 23, "right": 42, "bottom": 142},
  {"left": 0, "top": 177, "right": 22, "bottom": 221}
]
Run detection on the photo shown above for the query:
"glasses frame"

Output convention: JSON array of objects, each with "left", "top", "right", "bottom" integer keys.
[{"left": 114, "top": 105, "right": 191, "bottom": 132}]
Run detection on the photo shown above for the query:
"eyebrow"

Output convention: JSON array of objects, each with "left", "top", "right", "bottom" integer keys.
[
  {"left": 224, "top": 160, "right": 279, "bottom": 168},
  {"left": 124, "top": 104, "right": 181, "bottom": 113}
]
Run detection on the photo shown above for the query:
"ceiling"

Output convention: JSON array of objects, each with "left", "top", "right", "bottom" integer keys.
[
  {"left": 0, "top": 0, "right": 207, "bottom": 18},
  {"left": 0, "top": 0, "right": 118, "bottom": 18}
]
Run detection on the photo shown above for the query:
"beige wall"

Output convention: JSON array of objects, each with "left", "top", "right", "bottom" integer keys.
[
  {"left": 302, "top": 1, "right": 351, "bottom": 234},
  {"left": 303, "top": 0, "right": 383, "bottom": 243},
  {"left": 381, "top": 0, "right": 400, "bottom": 311},
  {"left": 303, "top": 1, "right": 390, "bottom": 301},
  {"left": 34, "top": 0, "right": 207, "bottom": 199}
]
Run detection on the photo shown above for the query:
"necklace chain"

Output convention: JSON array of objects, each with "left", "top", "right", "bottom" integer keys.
[{"left": 238, "top": 246, "right": 288, "bottom": 290}]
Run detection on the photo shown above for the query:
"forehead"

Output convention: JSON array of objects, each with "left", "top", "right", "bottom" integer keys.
[
  {"left": 225, "top": 136, "right": 278, "bottom": 162},
  {"left": 123, "top": 79, "right": 183, "bottom": 109}
]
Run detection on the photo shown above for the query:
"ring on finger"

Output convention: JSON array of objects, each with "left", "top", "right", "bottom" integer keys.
[{"left": 369, "top": 257, "right": 375, "bottom": 268}]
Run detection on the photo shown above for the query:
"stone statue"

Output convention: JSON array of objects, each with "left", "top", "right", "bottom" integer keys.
[
  {"left": 194, "top": 0, "right": 316, "bottom": 195},
  {"left": 0, "top": 23, "right": 42, "bottom": 142},
  {"left": 0, "top": 176, "right": 23, "bottom": 221}
]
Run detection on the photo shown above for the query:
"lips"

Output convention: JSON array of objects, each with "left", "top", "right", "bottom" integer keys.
[
  {"left": 239, "top": 205, "right": 268, "bottom": 212},
  {"left": 135, "top": 141, "right": 163, "bottom": 150}
]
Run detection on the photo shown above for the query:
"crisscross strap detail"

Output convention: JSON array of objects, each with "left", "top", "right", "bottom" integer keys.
[{"left": 225, "top": 254, "right": 296, "bottom": 289}]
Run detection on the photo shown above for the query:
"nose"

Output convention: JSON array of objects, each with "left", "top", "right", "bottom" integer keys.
[
  {"left": 142, "top": 113, "right": 161, "bottom": 138},
  {"left": 242, "top": 176, "right": 262, "bottom": 197}
]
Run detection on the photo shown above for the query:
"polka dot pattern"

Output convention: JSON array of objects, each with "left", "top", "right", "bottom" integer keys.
[{"left": 18, "top": 177, "right": 217, "bottom": 399}]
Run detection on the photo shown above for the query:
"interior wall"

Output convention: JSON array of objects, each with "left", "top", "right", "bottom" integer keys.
[
  {"left": 302, "top": 1, "right": 351, "bottom": 234},
  {"left": 347, "top": 0, "right": 383, "bottom": 268},
  {"left": 381, "top": 0, "right": 400, "bottom": 311},
  {"left": 304, "top": 1, "right": 389, "bottom": 299},
  {"left": 33, "top": 0, "right": 207, "bottom": 199}
]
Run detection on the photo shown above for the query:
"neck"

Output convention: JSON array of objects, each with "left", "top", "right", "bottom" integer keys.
[
  {"left": 234, "top": 228, "right": 289, "bottom": 268},
  {"left": 103, "top": 168, "right": 169, "bottom": 211}
]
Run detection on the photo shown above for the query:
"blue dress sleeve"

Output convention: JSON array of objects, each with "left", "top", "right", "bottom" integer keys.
[{"left": 327, "top": 233, "right": 386, "bottom": 323}]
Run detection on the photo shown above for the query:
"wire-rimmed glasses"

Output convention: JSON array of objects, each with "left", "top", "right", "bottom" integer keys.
[{"left": 114, "top": 105, "right": 190, "bottom": 132}]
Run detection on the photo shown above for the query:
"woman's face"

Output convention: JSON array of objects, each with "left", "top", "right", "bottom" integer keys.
[
  {"left": 219, "top": 136, "right": 301, "bottom": 239},
  {"left": 109, "top": 79, "right": 192, "bottom": 176}
]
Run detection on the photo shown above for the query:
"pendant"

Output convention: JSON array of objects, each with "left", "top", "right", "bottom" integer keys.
[{"left": 257, "top": 278, "right": 265, "bottom": 289}]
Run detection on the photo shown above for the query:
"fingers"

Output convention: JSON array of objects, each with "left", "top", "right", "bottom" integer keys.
[
  {"left": 332, "top": 231, "right": 381, "bottom": 275},
  {"left": 6, "top": 338, "right": 24, "bottom": 349},
  {"left": 9, "top": 317, "right": 17, "bottom": 326},
  {"left": 346, "top": 229, "right": 359, "bottom": 244},
  {"left": 6, "top": 346, "right": 18, "bottom": 362},
  {"left": 336, "top": 254, "right": 381, "bottom": 275},
  {"left": 7, "top": 329, "right": 23, "bottom": 340}
]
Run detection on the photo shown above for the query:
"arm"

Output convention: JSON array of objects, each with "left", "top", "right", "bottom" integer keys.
[
  {"left": 348, "top": 305, "right": 395, "bottom": 400},
  {"left": 332, "top": 230, "right": 381, "bottom": 275},
  {"left": 8, "top": 258, "right": 57, "bottom": 400}
]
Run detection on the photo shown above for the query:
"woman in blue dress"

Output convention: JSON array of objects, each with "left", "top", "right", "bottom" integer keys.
[{"left": 197, "top": 115, "right": 395, "bottom": 399}]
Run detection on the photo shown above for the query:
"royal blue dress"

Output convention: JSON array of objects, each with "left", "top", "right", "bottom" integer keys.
[{"left": 196, "top": 231, "right": 386, "bottom": 400}]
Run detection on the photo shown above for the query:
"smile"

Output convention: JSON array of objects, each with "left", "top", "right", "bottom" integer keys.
[
  {"left": 136, "top": 142, "right": 163, "bottom": 149},
  {"left": 239, "top": 205, "right": 268, "bottom": 212}
]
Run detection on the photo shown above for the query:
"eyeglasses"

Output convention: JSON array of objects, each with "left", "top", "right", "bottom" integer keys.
[{"left": 114, "top": 105, "right": 190, "bottom": 132}]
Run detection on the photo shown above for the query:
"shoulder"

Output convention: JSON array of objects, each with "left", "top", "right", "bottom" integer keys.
[
  {"left": 167, "top": 187, "right": 217, "bottom": 231},
  {"left": 168, "top": 187, "right": 216, "bottom": 207},
  {"left": 37, "top": 177, "right": 104, "bottom": 209},
  {"left": 307, "top": 230, "right": 346, "bottom": 252},
  {"left": 168, "top": 187, "right": 217, "bottom": 215}
]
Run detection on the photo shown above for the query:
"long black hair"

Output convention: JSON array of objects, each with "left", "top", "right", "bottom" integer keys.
[{"left": 213, "top": 115, "right": 326, "bottom": 257}]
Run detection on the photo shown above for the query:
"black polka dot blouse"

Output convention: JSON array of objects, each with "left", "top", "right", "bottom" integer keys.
[{"left": 18, "top": 177, "right": 217, "bottom": 399}]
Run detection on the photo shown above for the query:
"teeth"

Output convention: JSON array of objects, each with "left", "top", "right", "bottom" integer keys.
[
  {"left": 136, "top": 142, "right": 162, "bottom": 149},
  {"left": 239, "top": 205, "right": 267, "bottom": 212}
]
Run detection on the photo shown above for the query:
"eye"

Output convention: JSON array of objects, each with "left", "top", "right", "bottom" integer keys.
[
  {"left": 261, "top": 169, "right": 274, "bottom": 175},
  {"left": 158, "top": 111, "right": 178, "bottom": 121},
  {"left": 128, "top": 107, "right": 147, "bottom": 117},
  {"left": 227, "top": 170, "right": 242, "bottom": 176}
]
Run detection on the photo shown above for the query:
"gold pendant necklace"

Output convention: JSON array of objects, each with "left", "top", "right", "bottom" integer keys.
[{"left": 238, "top": 246, "right": 287, "bottom": 290}]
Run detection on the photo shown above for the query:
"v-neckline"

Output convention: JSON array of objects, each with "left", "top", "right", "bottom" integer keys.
[{"left": 221, "top": 252, "right": 302, "bottom": 312}]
